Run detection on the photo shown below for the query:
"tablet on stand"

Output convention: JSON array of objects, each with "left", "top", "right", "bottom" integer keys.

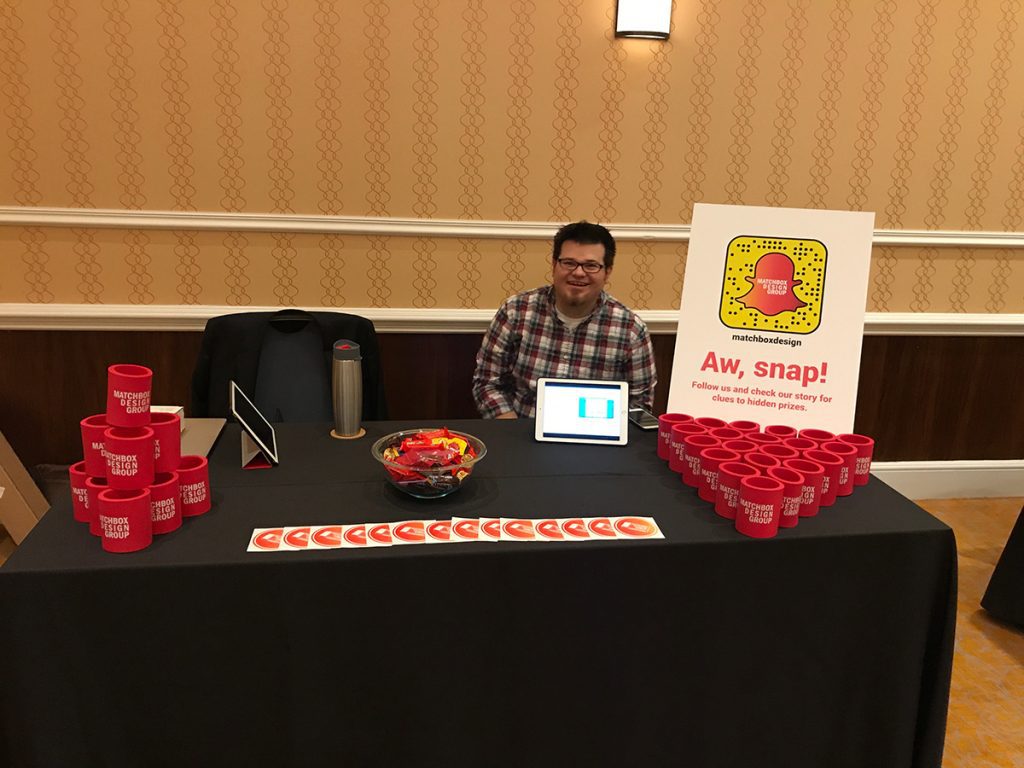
[{"left": 229, "top": 381, "right": 279, "bottom": 469}]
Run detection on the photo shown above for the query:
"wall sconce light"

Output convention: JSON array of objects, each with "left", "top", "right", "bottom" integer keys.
[{"left": 615, "top": 0, "right": 671, "bottom": 40}]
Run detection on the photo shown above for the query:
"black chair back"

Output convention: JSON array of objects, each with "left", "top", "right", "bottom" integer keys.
[{"left": 191, "top": 309, "right": 387, "bottom": 422}]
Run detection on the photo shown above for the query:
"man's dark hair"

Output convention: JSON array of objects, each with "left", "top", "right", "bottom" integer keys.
[{"left": 552, "top": 221, "right": 616, "bottom": 269}]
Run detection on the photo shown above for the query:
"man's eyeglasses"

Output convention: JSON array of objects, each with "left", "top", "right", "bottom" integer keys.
[{"left": 556, "top": 258, "right": 606, "bottom": 274}]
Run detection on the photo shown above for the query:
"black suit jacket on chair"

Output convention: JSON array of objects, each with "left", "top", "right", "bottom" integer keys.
[{"left": 190, "top": 311, "right": 387, "bottom": 421}]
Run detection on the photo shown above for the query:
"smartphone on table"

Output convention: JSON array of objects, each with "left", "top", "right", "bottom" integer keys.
[{"left": 628, "top": 407, "right": 659, "bottom": 430}]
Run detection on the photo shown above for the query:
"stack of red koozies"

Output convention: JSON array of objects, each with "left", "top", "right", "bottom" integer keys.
[
  {"left": 657, "top": 414, "right": 875, "bottom": 540},
  {"left": 68, "top": 364, "right": 212, "bottom": 553}
]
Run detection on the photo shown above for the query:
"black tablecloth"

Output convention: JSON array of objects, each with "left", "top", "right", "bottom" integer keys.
[
  {"left": 0, "top": 420, "right": 957, "bottom": 768},
  {"left": 982, "top": 503, "right": 1024, "bottom": 627}
]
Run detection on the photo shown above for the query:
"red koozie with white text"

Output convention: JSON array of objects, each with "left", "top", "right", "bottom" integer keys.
[
  {"left": 69, "top": 461, "right": 91, "bottom": 523},
  {"left": 682, "top": 434, "right": 720, "bottom": 488},
  {"left": 783, "top": 458, "right": 824, "bottom": 517},
  {"left": 715, "top": 461, "right": 759, "bottom": 520},
  {"left": 103, "top": 426, "right": 155, "bottom": 490},
  {"left": 97, "top": 488, "right": 153, "bottom": 553},
  {"left": 150, "top": 412, "right": 182, "bottom": 474},
  {"left": 821, "top": 441, "right": 858, "bottom": 497},
  {"left": 838, "top": 433, "right": 875, "bottom": 486},
  {"left": 735, "top": 476, "right": 784, "bottom": 539},
  {"left": 658, "top": 413, "right": 693, "bottom": 461},
  {"left": 804, "top": 449, "right": 843, "bottom": 507},
  {"left": 767, "top": 466, "right": 804, "bottom": 529},
  {"left": 80, "top": 414, "right": 109, "bottom": 477},
  {"left": 177, "top": 455, "right": 211, "bottom": 517},
  {"left": 148, "top": 471, "right": 181, "bottom": 535},
  {"left": 106, "top": 364, "right": 153, "bottom": 428},
  {"left": 697, "top": 447, "right": 741, "bottom": 503},
  {"left": 669, "top": 422, "right": 706, "bottom": 475}
]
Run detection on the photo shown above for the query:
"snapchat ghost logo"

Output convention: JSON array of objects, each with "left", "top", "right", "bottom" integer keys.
[
  {"left": 719, "top": 236, "right": 826, "bottom": 334},
  {"left": 736, "top": 252, "right": 807, "bottom": 316}
]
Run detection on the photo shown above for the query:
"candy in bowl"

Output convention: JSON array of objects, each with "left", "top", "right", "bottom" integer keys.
[{"left": 371, "top": 428, "right": 486, "bottom": 499}]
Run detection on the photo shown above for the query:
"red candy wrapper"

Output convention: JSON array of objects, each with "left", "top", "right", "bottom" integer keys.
[{"left": 383, "top": 428, "right": 478, "bottom": 486}]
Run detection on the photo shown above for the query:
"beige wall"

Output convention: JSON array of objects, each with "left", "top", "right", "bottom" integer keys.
[{"left": 1, "top": 0, "right": 1022, "bottom": 311}]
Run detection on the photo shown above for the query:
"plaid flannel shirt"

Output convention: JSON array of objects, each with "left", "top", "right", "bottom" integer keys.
[{"left": 472, "top": 286, "right": 657, "bottom": 418}]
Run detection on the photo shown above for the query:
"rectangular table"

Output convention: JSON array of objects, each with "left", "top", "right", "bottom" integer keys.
[
  {"left": 982, "top": 503, "right": 1024, "bottom": 628},
  {"left": 0, "top": 419, "right": 956, "bottom": 768}
]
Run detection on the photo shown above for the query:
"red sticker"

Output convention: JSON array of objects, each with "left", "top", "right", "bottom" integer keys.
[
  {"left": 311, "top": 526, "right": 343, "bottom": 547},
  {"left": 452, "top": 519, "right": 479, "bottom": 539},
  {"left": 587, "top": 518, "right": 616, "bottom": 537},
  {"left": 561, "top": 519, "right": 589, "bottom": 538},
  {"left": 253, "top": 528, "right": 283, "bottom": 550},
  {"left": 367, "top": 524, "right": 393, "bottom": 544},
  {"left": 284, "top": 527, "right": 311, "bottom": 548},
  {"left": 502, "top": 519, "right": 535, "bottom": 540},
  {"left": 343, "top": 525, "right": 367, "bottom": 546},
  {"left": 614, "top": 517, "right": 657, "bottom": 537},
  {"left": 392, "top": 521, "right": 426, "bottom": 543},
  {"left": 535, "top": 519, "right": 564, "bottom": 540},
  {"left": 426, "top": 520, "right": 451, "bottom": 540},
  {"left": 481, "top": 519, "right": 501, "bottom": 539}
]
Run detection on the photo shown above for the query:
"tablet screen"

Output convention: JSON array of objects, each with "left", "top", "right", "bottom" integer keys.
[
  {"left": 229, "top": 381, "right": 279, "bottom": 464},
  {"left": 535, "top": 378, "right": 629, "bottom": 445}
]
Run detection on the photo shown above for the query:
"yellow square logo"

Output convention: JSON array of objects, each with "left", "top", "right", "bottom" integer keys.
[{"left": 719, "top": 235, "right": 826, "bottom": 334}]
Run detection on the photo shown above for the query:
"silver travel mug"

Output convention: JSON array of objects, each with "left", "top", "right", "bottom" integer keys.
[{"left": 331, "top": 339, "right": 364, "bottom": 439}]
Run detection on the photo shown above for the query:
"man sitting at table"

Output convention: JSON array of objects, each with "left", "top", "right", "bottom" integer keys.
[{"left": 472, "top": 220, "right": 657, "bottom": 419}]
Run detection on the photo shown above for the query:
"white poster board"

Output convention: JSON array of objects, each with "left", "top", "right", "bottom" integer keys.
[{"left": 667, "top": 204, "right": 875, "bottom": 433}]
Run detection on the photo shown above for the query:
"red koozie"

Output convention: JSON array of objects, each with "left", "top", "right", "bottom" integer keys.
[
  {"left": 745, "top": 451, "right": 781, "bottom": 475},
  {"left": 69, "top": 461, "right": 91, "bottom": 523},
  {"left": 736, "top": 476, "right": 784, "bottom": 539},
  {"left": 783, "top": 458, "right": 825, "bottom": 517},
  {"left": 768, "top": 466, "right": 804, "bottom": 528},
  {"left": 697, "top": 448, "right": 741, "bottom": 503},
  {"left": 104, "top": 426, "right": 155, "bottom": 490},
  {"left": 658, "top": 414, "right": 693, "bottom": 461},
  {"left": 746, "top": 432, "right": 782, "bottom": 447},
  {"left": 728, "top": 420, "right": 760, "bottom": 435},
  {"left": 763, "top": 424, "right": 797, "bottom": 439},
  {"left": 148, "top": 471, "right": 181, "bottom": 535},
  {"left": 669, "top": 422, "right": 706, "bottom": 475},
  {"left": 178, "top": 455, "right": 212, "bottom": 517},
  {"left": 694, "top": 416, "right": 727, "bottom": 431},
  {"left": 798, "top": 428, "right": 835, "bottom": 446},
  {"left": 838, "top": 433, "right": 875, "bottom": 486},
  {"left": 84, "top": 477, "right": 108, "bottom": 536},
  {"left": 150, "top": 412, "right": 182, "bottom": 474},
  {"left": 80, "top": 414, "right": 109, "bottom": 478},
  {"left": 783, "top": 437, "right": 817, "bottom": 453},
  {"left": 106, "top": 364, "right": 153, "bottom": 428},
  {"left": 708, "top": 426, "right": 743, "bottom": 442},
  {"left": 681, "top": 434, "right": 720, "bottom": 488},
  {"left": 715, "top": 461, "right": 759, "bottom": 520},
  {"left": 821, "top": 441, "right": 858, "bottom": 497},
  {"left": 759, "top": 443, "right": 799, "bottom": 462},
  {"left": 721, "top": 439, "right": 757, "bottom": 456},
  {"left": 97, "top": 488, "right": 153, "bottom": 553},
  {"left": 804, "top": 449, "right": 843, "bottom": 507}
]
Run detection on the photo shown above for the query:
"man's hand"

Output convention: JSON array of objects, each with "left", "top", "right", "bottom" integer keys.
[{"left": 495, "top": 411, "right": 518, "bottom": 420}]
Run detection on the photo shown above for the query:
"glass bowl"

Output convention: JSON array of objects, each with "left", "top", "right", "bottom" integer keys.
[{"left": 371, "top": 429, "right": 487, "bottom": 499}]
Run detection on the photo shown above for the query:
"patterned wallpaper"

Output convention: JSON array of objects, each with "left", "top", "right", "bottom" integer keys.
[{"left": 1, "top": 0, "right": 1022, "bottom": 312}]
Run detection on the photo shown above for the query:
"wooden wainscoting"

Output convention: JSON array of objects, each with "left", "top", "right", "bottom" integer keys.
[{"left": 0, "top": 330, "right": 1021, "bottom": 466}]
